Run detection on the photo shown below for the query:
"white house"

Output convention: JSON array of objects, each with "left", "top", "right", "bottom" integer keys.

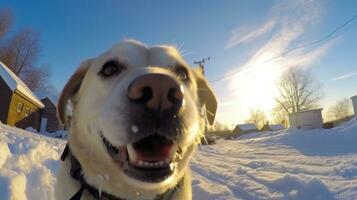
[
  {"left": 289, "top": 108, "right": 323, "bottom": 130},
  {"left": 351, "top": 95, "right": 357, "bottom": 115}
]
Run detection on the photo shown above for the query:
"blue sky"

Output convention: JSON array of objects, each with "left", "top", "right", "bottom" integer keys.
[{"left": 1, "top": 0, "right": 357, "bottom": 124}]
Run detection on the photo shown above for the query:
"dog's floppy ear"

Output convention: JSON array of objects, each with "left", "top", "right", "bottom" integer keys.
[
  {"left": 57, "top": 59, "right": 92, "bottom": 124},
  {"left": 192, "top": 67, "right": 218, "bottom": 125}
]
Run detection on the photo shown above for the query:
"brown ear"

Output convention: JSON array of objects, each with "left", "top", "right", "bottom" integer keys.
[
  {"left": 57, "top": 59, "right": 92, "bottom": 124},
  {"left": 193, "top": 68, "right": 218, "bottom": 125}
]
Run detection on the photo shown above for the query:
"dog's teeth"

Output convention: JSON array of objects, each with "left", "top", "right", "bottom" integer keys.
[
  {"left": 169, "top": 143, "right": 178, "bottom": 159},
  {"left": 165, "top": 158, "right": 170, "bottom": 164},
  {"left": 143, "top": 162, "right": 150, "bottom": 167},
  {"left": 126, "top": 144, "right": 138, "bottom": 163},
  {"left": 135, "top": 160, "right": 169, "bottom": 168},
  {"left": 170, "top": 162, "right": 175, "bottom": 170}
]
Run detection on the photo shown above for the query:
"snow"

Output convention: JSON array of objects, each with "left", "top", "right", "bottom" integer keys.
[
  {"left": 0, "top": 62, "right": 44, "bottom": 108},
  {"left": 192, "top": 117, "right": 357, "bottom": 199},
  {"left": 1, "top": 117, "right": 357, "bottom": 199},
  {"left": 269, "top": 124, "right": 284, "bottom": 131},
  {"left": 131, "top": 125, "right": 139, "bottom": 133},
  {"left": 0, "top": 122, "right": 65, "bottom": 200}
]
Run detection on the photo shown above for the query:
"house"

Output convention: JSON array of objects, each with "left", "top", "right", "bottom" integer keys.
[
  {"left": 260, "top": 123, "right": 284, "bottom": 132},
  {"left": 289, "top": 108, "right": 323, "bottom": 130},
  {"left": 41, "top": 97, "right": 65, "bottom": 132},
  {"left": 0, "top": 62, "right": 44, "bottom": 131},
  {"left": 232, "top": 123, "right": 258, "bottom": 136},
  {"left": 351, "top": 95, "right": 357, "bottom": 115}
]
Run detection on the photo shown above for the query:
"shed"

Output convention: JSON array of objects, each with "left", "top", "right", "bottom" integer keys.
[
  {"left": 41, "top": 97, "right": 65, "bottom": 133},
  {"left": 289, "top": 108, "right": 323, "bottom": 130},
  {"left": 0, "top": 62, "right": 44, "bottom": 131},
  {"left": 351, "top": 95, "right": 357, "bottom": 115},
  {"left": 232, "top": 124, "right": 258, "bottom": 135}
]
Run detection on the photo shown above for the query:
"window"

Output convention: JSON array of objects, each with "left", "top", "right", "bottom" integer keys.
[
  {"left": 25, "top": 107, "right": 31, "bottom": 116},
  {"left": 16, "top": 102, "right": 23, "bottom": 113}
]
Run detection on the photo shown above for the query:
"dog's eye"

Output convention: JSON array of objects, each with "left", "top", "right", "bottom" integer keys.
[
  {"left": 99, "top": 60, "right": 125, "bottom": 77},
  {"left": 175, "top": 66, "right": 189, "bottom": 81}
]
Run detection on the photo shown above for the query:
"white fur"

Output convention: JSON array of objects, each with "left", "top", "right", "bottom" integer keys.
[{"left": 55, "top": 40, "right": 211, "bottom": 200}]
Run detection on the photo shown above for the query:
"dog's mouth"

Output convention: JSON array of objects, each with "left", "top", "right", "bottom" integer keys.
[{"left": 101, "top": 133, "right": 182, "bottom": 183}]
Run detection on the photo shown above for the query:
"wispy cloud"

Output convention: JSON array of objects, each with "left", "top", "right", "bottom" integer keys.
[
  {"left": 332, "top": 72, "right": 357, "bottom": 81},
  {"left": 217, "top": 0, "right": 336, "bottom": 124},
  {"left": 225, "top": 20, "right": 276, "bottom": 49}
]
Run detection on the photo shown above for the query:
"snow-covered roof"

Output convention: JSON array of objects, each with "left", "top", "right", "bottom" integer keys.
[
  {"left": 269, "top": 124, "right": 284, "bottom": 131},
  {"left": 290, "top": 108, "right": 323, "bottom": 115},
  {"left": 236, "top": 124, "right": 257, "bottom": 131},
  {"left": 0, "top": 62, "right": 44, "bottom": 108}
]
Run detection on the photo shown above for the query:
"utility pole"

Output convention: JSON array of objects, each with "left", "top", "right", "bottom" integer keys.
[
  {"left": 194, "top": 57, "right": 210, "bottom": 76},
  {"left": 194, "top": 57, "right": 211, "bottom": 135}
]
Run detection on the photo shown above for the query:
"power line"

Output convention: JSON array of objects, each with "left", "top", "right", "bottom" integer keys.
[{"left": 210, "top": 14, "right": 357, "bottom": 83}]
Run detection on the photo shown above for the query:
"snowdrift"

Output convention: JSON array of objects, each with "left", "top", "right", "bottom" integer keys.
[
  {"left": 0, "top": 122, "right": 65, "bottom": 200},
  {"left": 0, "top": 117, "right": 357, "bottom": 199},
  {"left": 192, "top": 117, "right": 357, "bottom": 199}
]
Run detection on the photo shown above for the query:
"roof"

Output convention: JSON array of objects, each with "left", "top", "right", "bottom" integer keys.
[
  {"left": 0, "top": 61, "right": 44, "bottom": 108},
  {"left": 289, "top": 108, "right": 323, "bottom": 115},
  {"left": 236, "top": 124, "right": 257, "bottom": 131}
]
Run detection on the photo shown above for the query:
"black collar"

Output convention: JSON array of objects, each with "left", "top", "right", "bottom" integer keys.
[{"left": 61, "top": 144, "right": 183, "bottom": 200}]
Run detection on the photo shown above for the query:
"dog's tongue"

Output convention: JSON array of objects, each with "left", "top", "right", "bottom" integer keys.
[{"left": 128, "top": 135, "right": 174, "bottom": 162}]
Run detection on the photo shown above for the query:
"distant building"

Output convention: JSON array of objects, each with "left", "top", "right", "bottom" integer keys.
[
  {"left": 41, "top": 97, "right": 65, "bottom": 133},
  {"left": 0, "top": 62, "right": 44, "bottom": 131},
  {"left": 351, "top": 95, "right": 357, "bottom": 115},
  {"left": 232, "top": 124, "right": 258, "bottom": 135},
  {"left": 289, "top": 108, "right": 323, "bottom": 130},
  {"left": 260, "top": 123, "right": 284, "bottom": 132}
]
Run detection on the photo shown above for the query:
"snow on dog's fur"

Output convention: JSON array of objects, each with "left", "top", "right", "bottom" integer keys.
[{"left": 55, "top": 40, "right": 217, "bottom": 200}]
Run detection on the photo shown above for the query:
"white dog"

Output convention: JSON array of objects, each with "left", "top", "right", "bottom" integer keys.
[{"left": 55, "top": 40, "right": 217, "bottom": 200}]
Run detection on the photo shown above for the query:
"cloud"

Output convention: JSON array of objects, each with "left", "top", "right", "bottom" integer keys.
[
  {"left": 216, "top": 0, "right": 335, "bottom": 124},
  {"left": 332, "top": 72, "right": 357, "bottom": 81},
  {"left": 225, "top": 20, "right": 276, "bottom": 49}
]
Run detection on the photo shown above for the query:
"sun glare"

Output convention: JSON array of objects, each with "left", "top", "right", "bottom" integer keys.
[{"left": 222, "top": 60, "right": 283, "bottom": 123}]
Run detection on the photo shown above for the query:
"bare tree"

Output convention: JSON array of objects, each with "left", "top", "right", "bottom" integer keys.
[
  {"left": 275, "top": 68, "right": 323, "bottom": 114},
  {"left": 328, "top": 98, "right": 353, "bottom": 121},
  {"left": 271, "top": 105, "right": 288, "bottom": 127},
  {"left": 21, "top": 63, "right": 51, "bottom": 91},
  {"left": 0, "top": 9, "right": 50, "bottom": 92},
  {"left": 0, "top": 9, "right": 12, "bottom": 39},
  {"left": 0, "top": 29, "right": 41, "bottom": 75},
  {"left": 245, "top": 109, "right": 267, "bottom": 129}
]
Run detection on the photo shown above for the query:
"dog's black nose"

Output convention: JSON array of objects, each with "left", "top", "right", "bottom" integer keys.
[{"left": 127, "top": 74, "right": 184, "bottom": 112}]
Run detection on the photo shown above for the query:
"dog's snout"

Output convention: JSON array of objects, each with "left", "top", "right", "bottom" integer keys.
[{"left": 127, "top": 74, "right": 184, "bottom": 111}]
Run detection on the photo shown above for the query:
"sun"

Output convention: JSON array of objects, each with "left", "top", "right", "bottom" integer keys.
[{"left": 219, "top": 61, "right": 283, "bottom": 124}]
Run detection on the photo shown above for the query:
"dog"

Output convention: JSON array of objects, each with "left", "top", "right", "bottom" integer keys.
[{"left": 55, "top": 40, "right": 217, "bottom": 200}]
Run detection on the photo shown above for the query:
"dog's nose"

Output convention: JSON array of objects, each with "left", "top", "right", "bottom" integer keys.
[{"left": 127, "top": 74, "right": 184, "bottom": 111}]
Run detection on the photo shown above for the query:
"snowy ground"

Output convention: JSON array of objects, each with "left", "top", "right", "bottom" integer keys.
[{"left": 1, "top": 118, "right": 357, "bottom": 200}]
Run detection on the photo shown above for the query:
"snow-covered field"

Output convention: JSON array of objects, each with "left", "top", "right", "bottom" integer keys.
[{"left": 1, "top": 118, "right": 357, "bottom": 200}]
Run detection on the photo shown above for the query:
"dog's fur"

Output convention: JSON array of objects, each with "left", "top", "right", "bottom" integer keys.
[{"left": 55, "top": 40, "right": 217, "bottom": 200}]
